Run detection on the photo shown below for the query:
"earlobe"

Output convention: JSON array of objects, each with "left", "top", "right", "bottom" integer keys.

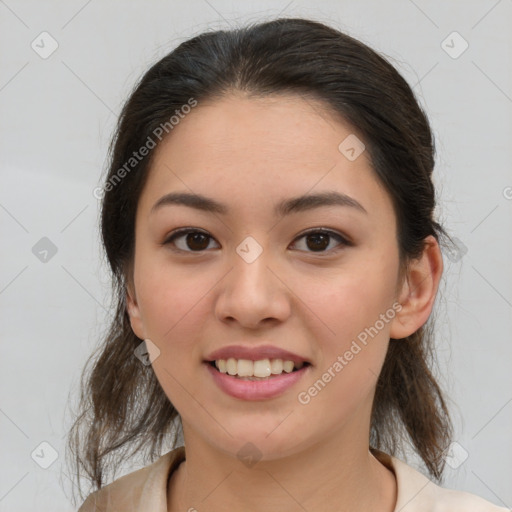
[
  {"left": 390, "top": 235, "right": 443, "bottom": 340},
  {"left": 126, "top": 282, "right": 145, "bottom": 340}
]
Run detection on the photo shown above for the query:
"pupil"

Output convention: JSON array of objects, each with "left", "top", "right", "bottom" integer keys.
[
  {"left": 307, "top": 233, "right": 329, "bottom": 251},
  {"left": 187, "top": 232, "right": 209, "bottom": 251}
]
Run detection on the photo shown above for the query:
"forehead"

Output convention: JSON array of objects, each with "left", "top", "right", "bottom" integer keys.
[
  {"left": 138, "top": 93, "right": 393, "bottom": 223},
  {"left": 155, "top": 93, "right": 355, "bottom": 167}
]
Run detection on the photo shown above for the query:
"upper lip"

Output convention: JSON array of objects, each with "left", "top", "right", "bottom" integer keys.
[{"left": 205, "top": 345, "right": 310, "bottom": 365}]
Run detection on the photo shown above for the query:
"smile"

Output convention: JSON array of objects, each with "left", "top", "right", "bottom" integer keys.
[
  {"left": 212, "top": 358, "right": 307, "bottom": 378},
  {"left": 205, "top": 360, "right": 311, "bottom": 400}
]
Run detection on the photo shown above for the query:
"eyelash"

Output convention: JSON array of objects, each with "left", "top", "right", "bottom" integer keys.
[{"left": 161, "top": 227, "right": 351, "bottom": 255}]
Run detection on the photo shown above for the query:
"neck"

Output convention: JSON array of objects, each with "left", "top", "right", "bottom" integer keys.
[{"left": 168, "top": 421, "right": 396, "bottom": 512}]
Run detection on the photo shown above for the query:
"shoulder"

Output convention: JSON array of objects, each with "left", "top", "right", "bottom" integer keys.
[
  {"left": 77, "top": 446, "right": 186, "bottom": 512},
  {"left": 385, "top": 453, "right": 509, "bottom": 512}
]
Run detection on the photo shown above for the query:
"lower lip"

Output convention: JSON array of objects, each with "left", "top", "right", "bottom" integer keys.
[{"left": 205, "top": 362, "right": 310, "bottom": 401}]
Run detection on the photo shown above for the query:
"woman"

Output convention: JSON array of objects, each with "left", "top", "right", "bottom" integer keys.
[{"left": 69, "top": 17, "right": 507, "bottom": 511}]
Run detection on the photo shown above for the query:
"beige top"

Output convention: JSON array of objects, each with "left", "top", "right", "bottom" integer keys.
[{"left": 78, "top": 446, "right": 508, "bottom": 511}]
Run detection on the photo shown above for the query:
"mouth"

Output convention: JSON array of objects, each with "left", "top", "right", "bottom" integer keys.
[
  {"left": 204, "top": 358, "right": 312, "bottom": 400},
  {"left": 205, "top": 358, "right": 312, "bottom": 381}
]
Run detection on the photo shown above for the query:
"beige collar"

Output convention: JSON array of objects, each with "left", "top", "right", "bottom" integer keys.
[{"left": 80, "top": 445, "right": 507, "bottom": 511}]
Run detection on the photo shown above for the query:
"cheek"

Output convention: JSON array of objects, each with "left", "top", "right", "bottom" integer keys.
[
  {"left": 299, "top": 261, "right": 398, "bottom": 339},
  {"left": 294, "top": 254, "right": 398, "bottom": 392},
  {"left": 299, "top": 280, "right": 394, "bottom": 422},
  {"left": 134, "top": 266, "right": 212, "bottom": 405},
  {"left": 134, "top": 257, "right": 209, "bottom": 346}
]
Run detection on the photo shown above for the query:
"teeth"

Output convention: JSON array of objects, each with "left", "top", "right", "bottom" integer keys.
[
  {"left": 283, "top": 360, "right": 294, "bottom": 373},
  {"left": 253, "top": 359, "right": 271, "bottom": 377},
  {"left": 226, "top": 358, "right": 237, "bottom": 376},
  {"left": 270, "top": 359, "right": 283, "bottom": 374},
  {"left": 214, "top": 358, "right": 305, "bottom": 377},
  {"left": 237, "top": 359, "right": 254, "bottom": 377}
]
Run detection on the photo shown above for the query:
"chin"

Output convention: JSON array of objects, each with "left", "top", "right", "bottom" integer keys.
[{"left": 205, "top": 423, "right": 311, "bottom": 463}]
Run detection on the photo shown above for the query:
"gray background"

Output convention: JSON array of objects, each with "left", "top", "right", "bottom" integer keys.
[{"left": 1, "top": 1, "right": 511, "bottom": 510}]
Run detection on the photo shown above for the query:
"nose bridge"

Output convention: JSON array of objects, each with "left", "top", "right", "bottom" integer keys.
[
  {"left": 215, "top": 234, "right": 290, "bottom": 326},
  {"left": 231, "top": 235, "right": 275, "bottom": 303}
]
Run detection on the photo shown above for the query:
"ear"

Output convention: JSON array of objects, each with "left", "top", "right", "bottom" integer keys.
[
  {"left": 126, "top": 280, "right": 146, "bottom": 340},
  {"left": 390, "top": 235, "right": 443, "bottom": 340}
]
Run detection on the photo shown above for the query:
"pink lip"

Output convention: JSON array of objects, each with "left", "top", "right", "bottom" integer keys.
[
  {"left": 205, "top": 362, "right": 311, "bottom": 401},
  {"left": 205, "top": 344, "right": 309, "bottom": 365}
]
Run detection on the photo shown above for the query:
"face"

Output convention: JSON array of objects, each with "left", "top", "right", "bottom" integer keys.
[{"left": 126, "top": 93, "right": 411, "bottom": 461}]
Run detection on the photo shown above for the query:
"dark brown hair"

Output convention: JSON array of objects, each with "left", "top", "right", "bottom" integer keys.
[{"left": 67, "top": 17, "right": 453, "bottom": 505}]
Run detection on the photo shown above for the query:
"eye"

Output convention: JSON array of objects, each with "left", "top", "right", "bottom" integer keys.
[
  {"left": 162, "top": 227, "right": 350, "bottom": 254},
  {"left": 162, "top": 228, "right": 219, "bottom": 252},
  {"left": 291, "top": 229, "right": 350, "bottom": 253}
]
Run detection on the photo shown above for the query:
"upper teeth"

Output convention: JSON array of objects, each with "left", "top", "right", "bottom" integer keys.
[{"left": 215, "top": 358, "right": 304, "bottom": 377}]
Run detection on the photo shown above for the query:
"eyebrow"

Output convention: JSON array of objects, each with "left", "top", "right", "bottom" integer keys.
[{"left": 150, "top": 190, "right": 367, "bottom": 217}]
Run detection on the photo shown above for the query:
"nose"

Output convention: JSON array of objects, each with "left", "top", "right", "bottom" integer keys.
[{"left": 214, "top": 244, "right": 291, "bottom": 329}]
